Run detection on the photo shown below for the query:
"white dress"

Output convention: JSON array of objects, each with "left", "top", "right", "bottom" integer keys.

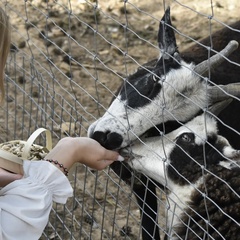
[{"left": 0, "top": 160, "right": 73, "bottom": 240}]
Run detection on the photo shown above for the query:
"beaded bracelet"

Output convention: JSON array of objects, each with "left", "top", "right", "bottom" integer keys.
[{"left": 44, "top": 159, "right": 69, "bottom": 176}]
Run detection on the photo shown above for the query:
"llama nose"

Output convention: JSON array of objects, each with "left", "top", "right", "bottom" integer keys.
[{"left": 91, "top": 131, "right": 123, "bottom": 150}]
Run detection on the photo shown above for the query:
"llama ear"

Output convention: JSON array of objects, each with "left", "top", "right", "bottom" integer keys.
[{"left": 158, "top": 7, "right": 178, "bottom": 59}]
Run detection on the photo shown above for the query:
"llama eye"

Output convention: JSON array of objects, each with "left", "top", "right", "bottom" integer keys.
[{"left": 181, "top": 133, "right": 192, "bottom": 143}]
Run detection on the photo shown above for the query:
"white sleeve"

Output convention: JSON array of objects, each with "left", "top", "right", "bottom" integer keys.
[{"left": 0, "top": 160, "right": 73, "bottom": 240}]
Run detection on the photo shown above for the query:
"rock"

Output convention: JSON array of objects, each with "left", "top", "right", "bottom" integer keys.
[{"left": 18, "top": 41, "right": 26, "bottom": 49}]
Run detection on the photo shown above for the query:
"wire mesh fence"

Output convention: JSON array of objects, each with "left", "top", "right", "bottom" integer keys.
[{"left": 0, "top": 0, "right": 240, "bottom": 239}]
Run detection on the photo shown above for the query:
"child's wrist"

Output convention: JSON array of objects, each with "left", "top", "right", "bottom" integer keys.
[{"left": 43, "top": 159, "right": 69, "bottom": 176}]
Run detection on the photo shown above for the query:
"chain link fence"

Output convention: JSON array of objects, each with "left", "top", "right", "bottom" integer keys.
[{"left": 0, "top": 0, "right": 239, "bottom": 239}]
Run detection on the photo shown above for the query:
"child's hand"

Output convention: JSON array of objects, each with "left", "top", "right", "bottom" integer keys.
[
  {"left": 44, "top": 137, "right": 123, "bottom": 172},
  {"left": 73, "top": 137, "right": 124, "bottom": 170}
]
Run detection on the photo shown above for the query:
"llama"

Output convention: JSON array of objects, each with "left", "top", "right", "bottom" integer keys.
[
  {"left": 122, "top": 100, "right": 240, "bottom": 239},
  {"left": 88, "top": 8, "right": 240, "bottom": 150},
  {"left": 88, "top": 7, "right": 240, "bottom": 240}
]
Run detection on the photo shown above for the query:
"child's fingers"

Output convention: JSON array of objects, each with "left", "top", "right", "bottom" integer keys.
[{"left": 103, "top": 149, "right": 124, "bottom": 162}]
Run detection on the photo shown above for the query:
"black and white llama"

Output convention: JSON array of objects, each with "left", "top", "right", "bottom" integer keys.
[
  {"left": 122, "top": 100, "right": 240, "bottom": 240},
  {"left": 88, "top": 8, "right": 240, "bottom": 150},
  {"left": 88, "top": 7, "right": 240, "bottom": 240}
]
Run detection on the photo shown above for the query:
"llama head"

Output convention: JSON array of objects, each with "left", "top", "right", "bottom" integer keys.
[
  {"left": 122, "top": 100, "right": 240, "bottom": 189},
  {"left": 88, "top": 7, "right": 239, "bottom": 150}
]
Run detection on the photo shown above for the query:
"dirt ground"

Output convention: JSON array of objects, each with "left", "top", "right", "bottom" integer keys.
[{"left": 0, "top": 0, "right": 239, "bottom": 239}]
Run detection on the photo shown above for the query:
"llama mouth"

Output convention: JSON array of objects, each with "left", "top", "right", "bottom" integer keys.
[
  {"left": 119, "top": 148, "right": 143, "bottom": 162},
  {"left": 119, "top": 146, "right": 135, "bottom": 162},
  {"left": 119, "top": 133, "right": 150, "bottom": 162}
]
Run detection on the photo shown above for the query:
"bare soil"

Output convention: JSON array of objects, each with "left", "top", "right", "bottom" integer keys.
[{"left": 0, "top": 0, "right": 239, "bottom": 239}]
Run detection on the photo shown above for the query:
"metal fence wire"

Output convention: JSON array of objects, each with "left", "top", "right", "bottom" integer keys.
[{"left": 0, "top": 0, "right": 240, "bottom": 239}]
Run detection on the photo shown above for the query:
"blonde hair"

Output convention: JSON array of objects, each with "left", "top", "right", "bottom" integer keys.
[{"left": 0, "top": 6, "right": 10, "bottom": 102}]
